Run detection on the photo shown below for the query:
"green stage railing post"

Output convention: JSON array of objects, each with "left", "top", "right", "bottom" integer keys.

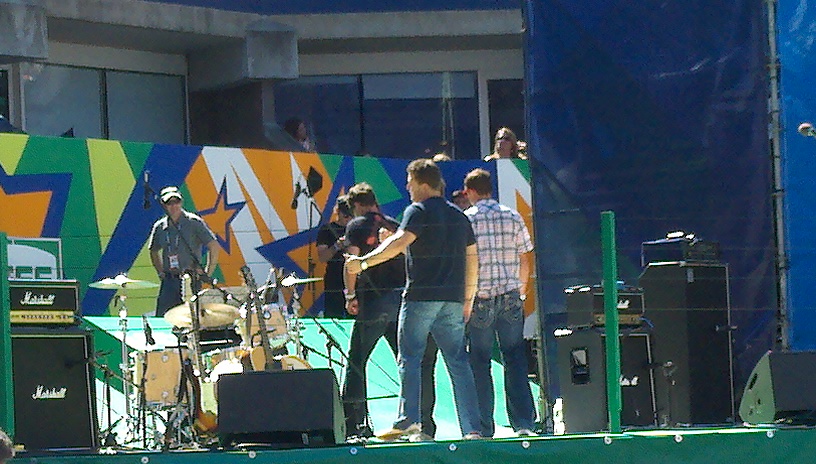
[
  {"left": 601, "top": 212, "right": 621, "bottom": 434},
  {"left": 0, "top": 233, "right": 14, "bottom": 437}
]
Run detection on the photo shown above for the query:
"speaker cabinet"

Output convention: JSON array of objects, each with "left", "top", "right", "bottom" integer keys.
[
  {"left": 638, "top": 262, "right": 734, "bottom": 425},
  {"left": 556, "top": 330, "right": 656, "bottom": 432},
  {"left": 217, "top": 369, "right": 345, "bottom": 447},
  {"left": 739, "top": 351, "right": 816, "bottom": 424},
  {"left": 12, "top": 328, "right": 98, "bottom": 452}
]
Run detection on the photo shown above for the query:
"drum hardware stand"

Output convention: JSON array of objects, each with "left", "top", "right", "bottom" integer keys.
[
  {"left": 96, "top": 360, "right": 119, "bottom": 447},
  {"left": 113, "top": 289, "right": 147, "bottom": 446},
  {"left": 88, "top": 351, "right": 150, "bottom": 449},
  {"left": 164, "top": 272, "right": 213, "bottom": 450},
  {"left": 163, "top": 337, "right": 200, "bottom": 450}
]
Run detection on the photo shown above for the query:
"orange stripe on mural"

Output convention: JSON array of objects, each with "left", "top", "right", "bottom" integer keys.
[
  {"left": 244, "top": 149, "right": 297, "bottom": 237},
  {"left": 516, "top": 190, "right": 537, "bottom": 317},
  {"left": 185, "top": 155, "right": 219, "bottom": 210},
  {"left": 0, "top": 186, "right": 51, "bottom": 237},
  {"left": 218, "top": 237, "right": 248, "bottom": 288},
  {"left": 234, "top": 173, "right": 273, "bottom": 245}
]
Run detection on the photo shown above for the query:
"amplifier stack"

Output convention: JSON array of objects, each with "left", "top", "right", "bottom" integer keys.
[{"left": 558, "top": 259, "right": 735, "bottom": 431}]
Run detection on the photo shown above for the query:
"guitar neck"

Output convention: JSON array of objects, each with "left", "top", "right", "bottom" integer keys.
[{"left": 240, "top": 266, "right": 277, "bottom": 371}]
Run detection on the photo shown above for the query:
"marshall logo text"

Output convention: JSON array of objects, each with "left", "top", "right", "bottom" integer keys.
[
  {"left": 32, "top": 385, "right": 67, "bottom": 400},
  {"left": 20, "top": 292, "right": 57, "bottom": 306}
]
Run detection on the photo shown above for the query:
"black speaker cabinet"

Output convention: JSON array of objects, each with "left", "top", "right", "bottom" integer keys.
[
  {"left": 638, "top": 262, "right": 734, "bottom": 425},
  {"left": 12, "top": 328, "right": 98, "bottom": 451},
  {"left": 739, "top": 351, "right": 816, "bottom": 424},
  {"left": 556, "top": 330, "right": 656, "bottom": 432},
  {"left": 217, "top": 369, "right": 345, "bottom": 447}
]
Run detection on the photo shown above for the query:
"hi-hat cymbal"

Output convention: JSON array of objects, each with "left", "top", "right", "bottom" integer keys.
[
  {"left": 164, "top": 303, "right": 239, "bottom": 328},
  {"left": 280, "top": 275, "right": 323, "bottom": 287},
  {"left": 89, "top": 274, "right": 159, "bottom": 290}
]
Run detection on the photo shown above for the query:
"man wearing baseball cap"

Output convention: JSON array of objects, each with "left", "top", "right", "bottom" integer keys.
[{"left": 148, "top": 186, "right": 219, "bottom": 316}]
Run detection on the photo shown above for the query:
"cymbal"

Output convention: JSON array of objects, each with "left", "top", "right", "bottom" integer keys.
[
  {"left": 89, "top": 274, "right": 159, "bottom": 290},
  {"left": 164, "top": 303, "right": 240, "bottom": 328},
  {"left": 280, "top": 275, "right": 323, "bottom": 287}
]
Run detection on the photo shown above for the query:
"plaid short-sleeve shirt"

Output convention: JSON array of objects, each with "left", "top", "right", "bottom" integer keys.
[{"left": 465, "top": 198, "right": 534, "bottom": 298}]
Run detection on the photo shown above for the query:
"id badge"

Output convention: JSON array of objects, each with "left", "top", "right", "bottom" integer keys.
[{"left": 169, "top": 254, "right": 180, "bottom": 270}]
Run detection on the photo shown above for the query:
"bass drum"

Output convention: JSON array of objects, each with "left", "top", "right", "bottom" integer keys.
[{"left": 133, "top": 348, "right": 186, "bottom": 406}]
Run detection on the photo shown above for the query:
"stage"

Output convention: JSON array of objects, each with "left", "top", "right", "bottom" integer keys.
[
  {"left": 8, "top": 316, "right": 814, "bottom": 463},
  {"left": 8, "top": 426, "right": 816, "bottom": 463}
]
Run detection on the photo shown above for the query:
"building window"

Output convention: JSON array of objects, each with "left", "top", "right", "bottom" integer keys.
[
  {"left": 274, "top": 71, "right": 480, "bottom": 159},
  {"left": 20, "top": 63, "right": 186, "bottom": 143},
  {"left": 274, "top": 76, "right": 362, "bottom": 155},
  {"left": 0, "top": 69, "right": 8, "bottom": 119},
  {"left": 22, "top": 64, "right": 103, "bottom": 138},
  {"left": 107, "top": 71, "right": 186, "bottom": 144},
  {"left": 488, "top": 79, "right": 525, "bottom": 142}
]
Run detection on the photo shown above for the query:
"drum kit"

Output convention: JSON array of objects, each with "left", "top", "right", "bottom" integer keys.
[{"left": 89, "top": 269, "right": 323, "bottom": 450}]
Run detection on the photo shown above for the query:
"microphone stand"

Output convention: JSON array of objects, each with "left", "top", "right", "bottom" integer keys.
[
  {"left": 290, "top": 284, "right": 347, "bottom": 372},
  {"left": 303, "top": 189, "right": 324, "bottom": 307}
]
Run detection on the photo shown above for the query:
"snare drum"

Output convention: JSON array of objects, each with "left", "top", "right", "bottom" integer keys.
[
  {"left": 134, "top": 348, "right": 186, "bottom": 405},
  {"left": 236, "top": 303, "right": 289, "bottom": 348}
]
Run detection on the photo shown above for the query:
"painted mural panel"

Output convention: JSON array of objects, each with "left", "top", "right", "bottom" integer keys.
[{"left": 1, "top": 135, "right": 534, "bottom": 320}]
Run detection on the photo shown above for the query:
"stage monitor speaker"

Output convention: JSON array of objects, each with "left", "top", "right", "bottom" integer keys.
[
  {"left": 12, "top": 329, "right": 98, "bottom": 452},
  {"left": 556, "top": 330, "right": 656, "bottom": 432},
  {"left": 739, "top": 351, "right": 816, "bottom": 425},
  {"left": 638, "top": 262, "right": 734, "bottom": 426},
  {"left": 217, "top": 369, "right": 345, "bottom": 447}
]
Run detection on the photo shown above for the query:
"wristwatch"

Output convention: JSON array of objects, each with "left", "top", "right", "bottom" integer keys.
[
  {"left": 360, "top": 260, "right": 369, "bottom": 271},
  {"left": 344, "top": 289, "right": 357, "bottom": 300}
]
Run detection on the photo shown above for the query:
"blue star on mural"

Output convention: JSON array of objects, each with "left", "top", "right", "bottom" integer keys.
[{"left": 198, "top": 178, "right": 246, "bottom": 254}]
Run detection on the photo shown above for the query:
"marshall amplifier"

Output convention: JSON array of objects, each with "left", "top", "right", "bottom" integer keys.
[
  {"left": 12, "top": 328, "right": 98, "bottom": 452},
  {"left": 565, "top": 284, "right": 645, "bottom": 327},
  {"left": 641, "top": 236, "right": 720, "bottom": 266},
  {"left": 9, "top": 280, "right": 79, "bottom": 325}
]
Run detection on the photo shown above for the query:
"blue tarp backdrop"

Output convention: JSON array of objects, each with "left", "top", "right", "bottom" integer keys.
[
  {"left": 524, "top": 0, "right": 776, "bottom": 396},
  {"left": 778, "top": 0, "right": 816, "bottom": 350}
]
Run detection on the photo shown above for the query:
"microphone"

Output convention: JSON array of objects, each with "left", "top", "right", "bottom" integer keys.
[
  {"left": 142, "top": 315, "right": 156, "bottom": 346},
  {"left": 290, "top": 181, "right": 302, "bottom": 209},
  {"left": 143, "top": 170, "right": 151, "bottom": 210},
  {"left": 325, "top": 331, "right": 342, "bottom": 350},
  {"left": 798, "top": 122, "right": 816, "bottom": 138}
]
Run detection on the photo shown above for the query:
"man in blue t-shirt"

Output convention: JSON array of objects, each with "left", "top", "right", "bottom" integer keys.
[{"left": 345, "top": 159, "right": 481, "bottom": 440}]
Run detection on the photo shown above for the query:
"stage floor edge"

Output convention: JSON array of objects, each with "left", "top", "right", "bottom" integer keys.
[{"left": 8, "top": 427, "right": 816, "bottom": 464}]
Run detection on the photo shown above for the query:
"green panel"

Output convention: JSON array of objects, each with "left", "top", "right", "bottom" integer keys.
[
  {"left": 14, "top": 136, "right": 101, "bottom": 299},
  {"left": 512, "top": 158, "right": 531, "bottom": 181},
  {"left": 318, "top": 153, "right": 345, "bottom": 180},
  {"left": 87, "top": 139, "right": 136, "bottom": 251},
  {"left": 353, "top": 157, "right": 403, "bottom": 205},
  {"left": 0, "top": 233, "right": 13, "bottom": 436},
  {"left": 120, "top": 141, "right": 154, "bottom": 179}
]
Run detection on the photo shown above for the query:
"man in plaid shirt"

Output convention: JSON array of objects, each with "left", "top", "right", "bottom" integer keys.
[{"left": 463, "top": 167, "right": 536, "bottom": 437}]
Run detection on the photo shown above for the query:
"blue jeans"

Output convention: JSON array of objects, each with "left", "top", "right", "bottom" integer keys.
[
  {"left": 468, "top": 290, "right": 535, "bottom": 436},
  {"left": 156, "top": 274, "right": 183, "bottom": 316},
  {"left": 394, "top": 300, "right": 480, "bottom": 436}
]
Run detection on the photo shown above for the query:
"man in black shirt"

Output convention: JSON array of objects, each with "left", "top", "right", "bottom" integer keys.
[
  {"left": 342, "top": 183, "right": 438, "bottom": 440},
  {"left": 316, "top": 195, "right": 354, "bottom": 318},
  {"left": 345, "top": 160, "right": 481, "bottom": 440}
]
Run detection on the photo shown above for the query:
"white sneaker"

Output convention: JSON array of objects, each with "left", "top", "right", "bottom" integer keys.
[
  {"left": 516, "top": 428, "right": 536, "bottom": 437},
  {"left": 376, "top": 423, "right": 421, "bottom": 441}
]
